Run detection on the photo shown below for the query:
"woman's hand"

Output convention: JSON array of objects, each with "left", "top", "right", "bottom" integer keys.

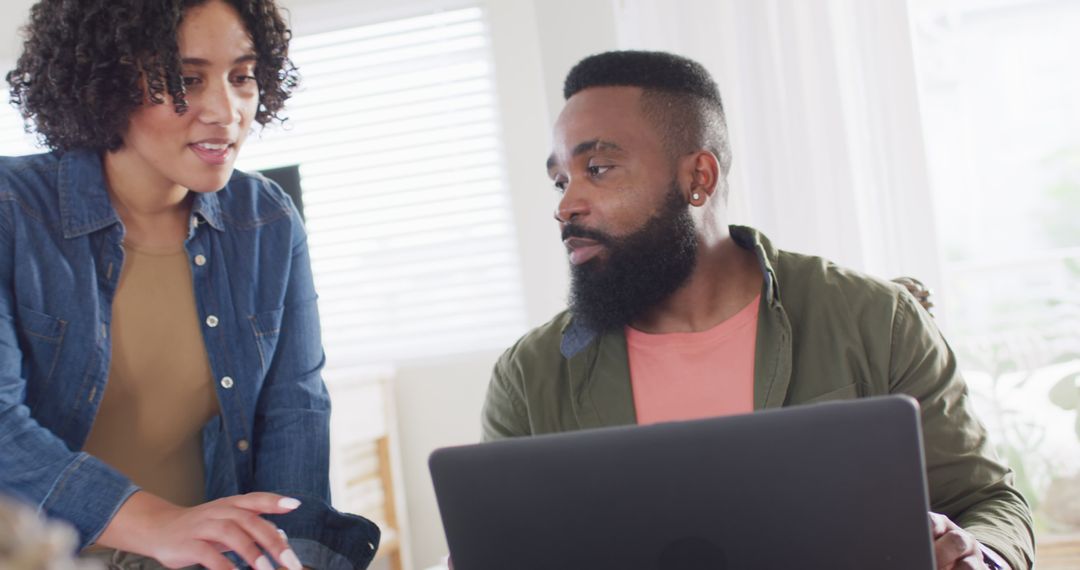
[{"left": 96, "top": 491, "right": 304, "bottom": 570}]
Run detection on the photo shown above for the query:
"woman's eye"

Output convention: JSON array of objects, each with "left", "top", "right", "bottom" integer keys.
[
  {"left": 231, "top": 75, "right": 257, "bottom": 85},
  {"left": 182, "top": 76, "right": 201, "bottom": 87}
]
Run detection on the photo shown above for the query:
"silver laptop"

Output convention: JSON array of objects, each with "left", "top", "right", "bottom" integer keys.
[{"left": 429, "top": 395, "right": 935, "bottom": 569}]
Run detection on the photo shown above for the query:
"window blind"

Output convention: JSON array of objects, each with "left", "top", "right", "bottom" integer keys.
[{"left": 237, "top": 6, "right": 527, "bottom": 370}]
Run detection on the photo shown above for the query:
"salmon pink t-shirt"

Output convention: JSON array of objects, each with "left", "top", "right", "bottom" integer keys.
[{"left": 627, "top": 295, "right": 760, "bottom": 425}]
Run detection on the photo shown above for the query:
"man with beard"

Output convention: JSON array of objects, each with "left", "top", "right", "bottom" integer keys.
[{"left": 481, "top": 51, "right": 1033, "bottom": 570}]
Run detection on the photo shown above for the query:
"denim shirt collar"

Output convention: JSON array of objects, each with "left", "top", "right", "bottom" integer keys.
[
  {"left": 58, "top": 150, "right": 119, "bottom": 239},
  {"left": 58, "top": 149, "right": 224, "bottom": 238},
  {"left": 559, "top": 224, "right": 781, "bottom": 359},
  {"left": 191, "top": 191, "right": 225, "bottom": 232}
]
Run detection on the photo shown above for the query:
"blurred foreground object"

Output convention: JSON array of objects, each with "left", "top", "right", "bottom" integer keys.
[{"left": 0, "top": 496, "right": 100, "bottom": 570}]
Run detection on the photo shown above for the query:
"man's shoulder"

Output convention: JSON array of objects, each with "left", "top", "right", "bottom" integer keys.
[
  {"left": 733, "top": 225, "right": 906, "bottom": 312},
  {"left": 771, "top": 247, "right": 906, "bottom": 314}
]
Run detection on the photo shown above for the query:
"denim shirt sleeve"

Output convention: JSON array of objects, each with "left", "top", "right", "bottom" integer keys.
[
  {"left": 0, "top": 198, "right": 139, "bottom": 546},
  {"left": 249, "top": 206, "right": 380, "bottom": 568}
]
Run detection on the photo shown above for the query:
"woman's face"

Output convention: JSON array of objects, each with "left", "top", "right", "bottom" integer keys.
[{"left": 116, "top": 0, "right": 259, "bottom": 194}]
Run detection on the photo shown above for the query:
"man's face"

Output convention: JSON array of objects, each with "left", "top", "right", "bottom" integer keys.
[{"left": 547, "top": 87, "right": 698, "bottom": 331}]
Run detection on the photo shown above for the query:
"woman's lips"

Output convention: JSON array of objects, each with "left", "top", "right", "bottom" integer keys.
[
  {"left": 188, "top": 142, "right": 233, "bottom": 166},
  {"left": 564, "top": 237, "right": 604, "bottom": 265}
]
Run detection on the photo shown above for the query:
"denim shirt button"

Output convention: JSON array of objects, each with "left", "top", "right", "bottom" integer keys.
[
  {"left": 206, "top": 315, "right": 219, "bottom": 328},
  {"left": 220, "top": 376, "right": 234, "bottom": 389},
  {"left": 236, "top": 439, "right": 250, "bottom": 452},
  {"left": 194, "top": 254, "right": 207, "bottom": 266}
]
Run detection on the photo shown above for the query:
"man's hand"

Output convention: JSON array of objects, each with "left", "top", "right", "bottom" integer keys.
[
  {"left": 930, "top": 512, "right": 989, "bottom": 570},
  {"left": 97, "top": 490, "right": 304, "bottom": 570}
]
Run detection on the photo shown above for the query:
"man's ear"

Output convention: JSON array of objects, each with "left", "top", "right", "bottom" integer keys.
[{"left": 680, "top": 150, "right": 721, "bottom": 206}]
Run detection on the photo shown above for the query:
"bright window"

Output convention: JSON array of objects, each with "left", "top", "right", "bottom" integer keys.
[{"left": 910, "top": 0, "right": 1080, "bottom": 554}]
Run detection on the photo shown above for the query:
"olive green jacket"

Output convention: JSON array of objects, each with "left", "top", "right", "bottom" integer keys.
[{"left": 482, "top": 226, "right": 1034, "bottom": 569}]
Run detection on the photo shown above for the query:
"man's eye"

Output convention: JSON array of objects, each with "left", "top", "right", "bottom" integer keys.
[
  {"left": 553, "top": 179, "right": 568, "bottom": 192},
  {"left": 587, "top": 165, "right": 613, "bottom": 177}
]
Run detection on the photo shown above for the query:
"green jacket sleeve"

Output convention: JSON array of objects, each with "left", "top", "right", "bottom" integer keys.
[{"left": 889, "top": 291, "right": 1034, "bottom": 570}]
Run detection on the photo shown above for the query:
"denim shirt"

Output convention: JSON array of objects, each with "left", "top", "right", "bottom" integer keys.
[{"left": 0, "top": 150, "right": 379, "bottom": 569}]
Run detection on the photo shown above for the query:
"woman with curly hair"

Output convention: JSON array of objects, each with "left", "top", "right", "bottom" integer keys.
[{"left": 0, "top": 1, "right": 379, "bottom": 568}]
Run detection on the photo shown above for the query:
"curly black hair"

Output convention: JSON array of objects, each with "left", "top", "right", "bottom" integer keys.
[
  {"left": 6, "top": 0, "right": 299, "bottom": 152},
  {"left": 564, "top": 50, "right": 732, "bottom": 180}
]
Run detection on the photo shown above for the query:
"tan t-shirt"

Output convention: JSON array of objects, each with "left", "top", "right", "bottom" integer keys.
[{"left": 82, "top": 243, "right": 220, "bottom": 508}]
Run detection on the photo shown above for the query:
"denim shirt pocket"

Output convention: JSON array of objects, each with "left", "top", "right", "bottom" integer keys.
[
  {"left": 16, "top": 304, "right": 68, "bottom": 385},
  {"left": 249, "top": 306, "right": 285, "bottom": 372}
]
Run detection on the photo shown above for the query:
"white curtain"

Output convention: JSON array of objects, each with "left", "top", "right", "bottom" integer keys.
[{"left": 611, "top": 0, "right": 943, "bottom": 290}]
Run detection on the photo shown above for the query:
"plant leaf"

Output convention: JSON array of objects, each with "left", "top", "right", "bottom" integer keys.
[{"left": 1048, "top": 374, "right": 1079, "bottom": 410}]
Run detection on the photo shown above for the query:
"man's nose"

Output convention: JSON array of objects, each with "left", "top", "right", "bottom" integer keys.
[{"left": 554, "top": 179, "right": 589, "bottom": 224}]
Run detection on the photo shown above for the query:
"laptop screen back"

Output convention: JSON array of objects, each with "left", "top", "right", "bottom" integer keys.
[{"left": 429, "top": 395, "right": 935, "bottom": 570}]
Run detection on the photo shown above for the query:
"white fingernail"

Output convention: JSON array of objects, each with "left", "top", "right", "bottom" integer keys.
[
  {"left": 277, "top": 528, "right": 288, "bottom": 538},
  {"left": 280, "top": 548, "right": 303, "bottom": 570},
  {"left": 255, "top": 555, "right": 274, "bottom": 570},
  {"left": 277, "top": 497, "right": 301, "bottom": 510}
]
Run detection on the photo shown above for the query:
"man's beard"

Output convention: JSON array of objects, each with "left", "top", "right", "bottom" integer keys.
[{"left": 566, "top": 181, "right": 698, "bottom": 332}]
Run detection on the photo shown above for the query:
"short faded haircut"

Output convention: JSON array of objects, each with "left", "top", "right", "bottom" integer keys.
[{"left": 563, "top": 50, "right": 732, "bottom": 188}]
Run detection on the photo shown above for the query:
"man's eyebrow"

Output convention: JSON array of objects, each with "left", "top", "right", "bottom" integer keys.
[
  {"left": 547, "top": 139, "right": 624, "bottom": 171},
  {"left": 573, "top": 139, "right": 623, "bottom": 157},
  {"left": 180, "top": 54, "right": 258, "bottom": 66}
]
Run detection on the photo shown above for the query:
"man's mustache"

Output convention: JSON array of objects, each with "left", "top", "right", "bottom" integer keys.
[{"left": 561, "top": 224, "right": 612, "bottom": 244}]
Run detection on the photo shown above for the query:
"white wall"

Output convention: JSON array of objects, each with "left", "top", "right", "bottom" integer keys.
[
  {"left": 391, "top": 350, "right": 501, "bottom": 569},
  {"left": 0, "top": 0, "right": 33, "bottom": 62}
]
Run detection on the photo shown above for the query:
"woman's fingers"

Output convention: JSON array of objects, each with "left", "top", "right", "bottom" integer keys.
[
  {"left": 197, "top": 518, "right": 268, "bottom": 570},
  {"left": 226, "top": 492, "right": 302, "bottom": 514},
  {"left": 203, "top": 492, "right": 302, "bottom": 569},
  {"left": 221, "top": 508, "right": 299, "bottom": 570}
]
